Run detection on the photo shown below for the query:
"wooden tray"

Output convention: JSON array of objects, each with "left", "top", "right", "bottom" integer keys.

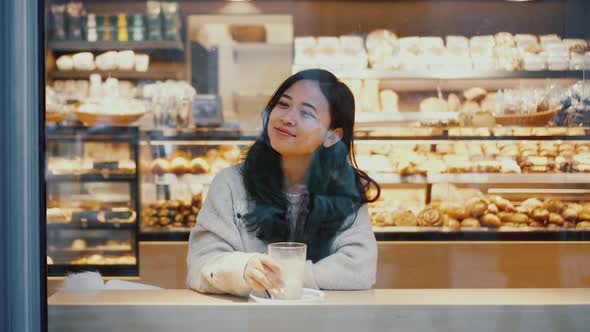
[
  {"left": 74, "top": 111, "right": 145, "bottom": 126},
  {"left": 495, "top": 108, "right": 560, "bottom": 126}
]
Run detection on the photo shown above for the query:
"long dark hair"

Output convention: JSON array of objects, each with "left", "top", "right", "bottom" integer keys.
[{"left": 240, "top": 69, "right": 380, "bottom": 262}]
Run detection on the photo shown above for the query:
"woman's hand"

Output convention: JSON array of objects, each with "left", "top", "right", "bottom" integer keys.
[{"left": 243, "top": 254, "right": 283, "bottom": 291}]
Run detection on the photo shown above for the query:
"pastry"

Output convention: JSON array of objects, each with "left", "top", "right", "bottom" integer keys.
[
  {"left": 443, "top": 217, "right": 461, "bottom": 229},
  {"left": 544, "top": 199, "right": 565, "bottom": 213},
  {"left": 563, "top": 221, "right": 575, "bottom": 229},
  {"left": 521, "top": 198, "right": 544, "bottom": 210},
  {"left": 497, "top": 212, "right": 529, "bottom": 224},
  {"left": 500, "top": 159, "right": 521, "bottom": 174},
  {"left": 417, "top": 206, "right": 444, "bottom": 227},
  {"left": 579, "top": 210, "right": 590, "bottom": 221},
  {"left": 480, "top": 213, "right": 502, "bottom": 228},
  {"left": 150, "top": 158, "right": 171, "bottom": 175},
  {"left": 463, "top": 87, "right": 487, "bottom": 102},
  {"left": 563, "top": 204, "right": 581, "bottom": 221},
  {"left": 392, "top": 210, "right": 418, "bottom": 227},
  {"left": 547, "top": 224, "right": 560, "bottom": 230},
  {"left": 485, "top": 203, "right": 499, "bottom": 215},
  {"left": 189, "top": 158, "right": 210, "bottom": 174},
  {"left": 466, "top": 198, "right": 488, "bottom": 218},
  {"left": 460, "top": 101, "right": 480, "bottom": 113},
  {"left": 219, "top": 145, "right": 241, "bottom": 163},
  {"left": 420, "top": 97, "right": 448, "bottom": 113},
  {"left": 576, "top": 221, "right": 590, "bottom": 229},
  {"left": 380, "top": 90, "right": 399, "bottom": 113},
  {"left": 549, "top": 213, "right": 565, "bottom": 225},
  {"left": 495, "top": 32, "right": 515, "bottom": 47},
  {"left": 529, "top": 221, "right": 545, "bottom": 228},
  {"left": 562, "top": 39, "right": 588, "bottom": 53},
  {"left": 531, "top": 208, "right": 550, "bottom": 223},
  {"left": 461, "top": 218, "right": 480, "bottom": 228},
  {"left": 170, "top": 156, "right": 190, "bottom": 175},
  {"left": 439, "top": 202, "right": 468, "bottom": 220}
]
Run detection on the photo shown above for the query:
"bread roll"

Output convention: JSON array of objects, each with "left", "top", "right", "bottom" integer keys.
[
  {"left": 150, "top": 158, "right": 171, "bottom": 175},
  {"left": 443, "top": 217, "right": 461, "bottom": 229},
  {"left": 531, "top": 208, "right": 550, "bottom": 223},
  {"left": 189, "top": 158, "right": 210, "bottom": 174},
  {"left": 392, "top": 210, "right": 417, "bottom": 226},
  {"left": 463, "top": 87, "right": 487, "bottom": 102},
  {"left": 466, "top": 197, "right": 488, "bottom": 218},
  {"left": 480, "top": 213, "right": 502, "bottom": 228},
  {"left": 461, "top": 217, "right": 480, "bottom": 228},
  {"left": 379, "top": 89, "right": 399, "bottom": 113},
  {"left": 420, "top": 97, "right": 448, "bottom": 113},
  {"left": 170, "top": 156, "right": 190, "bottom": 175},
  {"left": 544, "top": 199, "right": 565, "bottom": 213},
  {"left": 366, "top": 29, "right": 398, "bottom": 52},
  {"left": 439, "top": 202, "right": 468, "bottom": 220},
  {"left": 549, "top": 213, "right": 565, "bottom": 225}
]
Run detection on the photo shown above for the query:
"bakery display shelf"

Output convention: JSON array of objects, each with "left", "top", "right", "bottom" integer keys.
[
  {"left": 357, "top": 131, "right": 590, "bottom": 141},
  {"left": 47, "top": 247, "right": 134, "bottom": 254},
  {"left": 47, "top": 173, "right": 136, "bottom": 183},
  {"left": 47, "top": 264, "right": 137, "bottom": 277},
  {"left": 356, "top": 112, "right": 459, "bottom": 124},
  {"left": 144, "top": 173, "right": 215, "bottom": 186},
  {"left": 47, "top": 125, "right": 139, "bottom": 142},
  {"left": 142, "top": 128, "right": 254, "bottom": 142},
  {"left": 139, "top": 230, "right": 191, "bottom": 242},
  {"left": 48, "top": 69, "right": 186, "bottom": 81},
  {"left": 145, "top": 172, "right": 590, "bottom": 186},
  {"left": 426, "top": 173, "right": 590, "bottom": 184},
  {"left": 334, "top": 69, "right": 586, "bottom": 81},
  {"left": 47, "top": 40, "right": 184, "bottom": 52},
  {"left": 373, "top": 227, "right": 590, "bottom": 241},
  {"left": 47, "top": 222, "right": 135, "bottom": 231}
]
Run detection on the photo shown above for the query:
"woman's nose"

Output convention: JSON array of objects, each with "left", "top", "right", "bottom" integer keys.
[{"left": 279, "top": 109, "right": 297, "bottom": 126}]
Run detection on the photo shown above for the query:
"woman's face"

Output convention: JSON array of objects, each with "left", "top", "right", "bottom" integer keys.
[{"left": 267, "top": 80, "right": 332, "bottom": 156}]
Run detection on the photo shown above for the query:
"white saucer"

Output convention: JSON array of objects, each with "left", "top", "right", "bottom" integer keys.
[{"left": 249, "top": 288, "right": 325, "bottom": 304}]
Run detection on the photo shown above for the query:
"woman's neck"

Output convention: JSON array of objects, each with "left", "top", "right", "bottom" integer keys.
[{"left": 281, "top": 154, "right": 312, "bottom": 191}]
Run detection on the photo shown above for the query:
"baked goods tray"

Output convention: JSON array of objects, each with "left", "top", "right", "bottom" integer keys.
[
  {"left": 373, "top": 227, "right": 590, "bottom": 241},
  {"left": 333, "top": 69, "right": 585, "bottom": 80},
  {"left": 47, "top": 173, "right": 136, "bottom": 182},
  {"left": 370, "top": 173, "right": 590, "bottom": 185}
]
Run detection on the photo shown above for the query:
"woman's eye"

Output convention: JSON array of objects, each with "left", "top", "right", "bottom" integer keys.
[
  {"left": 278, "top": 101, "right": 289, "bottom": 108},
  {"left": 301, "top": 110, "right": 316, "bottom": 119}
]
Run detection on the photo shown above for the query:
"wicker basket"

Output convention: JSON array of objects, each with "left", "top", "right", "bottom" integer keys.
[
  {"left": 229, "top": 25, "right": 266, "bottom": 43},
  {"left": 494, "top": 108, "right": 560, "bottom": 126},
  {"left": 74, "top": 111, "right": 145, "bottom": 126},
  {"left": 46, "top": 112, "right": 68, "bottom": 124}
]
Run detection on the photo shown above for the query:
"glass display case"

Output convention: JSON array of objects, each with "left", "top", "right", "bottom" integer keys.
[
  {"left": 42, "top": 0, "right": 590, "bottom": 290},
  {"left": 46, "top": 126, "right": 140, "bottom": 276}
]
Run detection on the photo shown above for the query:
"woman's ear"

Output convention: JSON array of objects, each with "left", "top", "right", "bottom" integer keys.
[{"left": 323, "top": 128, "right": 343, "bottom": 148}]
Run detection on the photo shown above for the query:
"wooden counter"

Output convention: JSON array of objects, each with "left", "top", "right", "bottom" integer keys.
[{"left": 49, "top": 289, "right": 590, "bottom": 332}]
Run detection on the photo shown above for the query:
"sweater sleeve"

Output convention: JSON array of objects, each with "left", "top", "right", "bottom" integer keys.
[
  {"left": 186, "top": 168, "right": 257, "bottom": 296},
  {"left": 304, "top": 204, "right": 378, "bottom": 290}
]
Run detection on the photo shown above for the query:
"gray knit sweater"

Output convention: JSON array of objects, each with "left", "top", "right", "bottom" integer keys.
[{"left": 186, "top": 165, "right": 377, "bottom": 296}]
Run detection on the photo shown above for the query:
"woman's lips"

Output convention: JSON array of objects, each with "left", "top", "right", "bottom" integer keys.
[{"left": 274, "top": 127, "right": 296, "bottom": 137}]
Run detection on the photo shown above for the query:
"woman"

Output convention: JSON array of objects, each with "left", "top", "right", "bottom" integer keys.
[{"left": 187, "top": 69, "right": 380, "bottom": 296}]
